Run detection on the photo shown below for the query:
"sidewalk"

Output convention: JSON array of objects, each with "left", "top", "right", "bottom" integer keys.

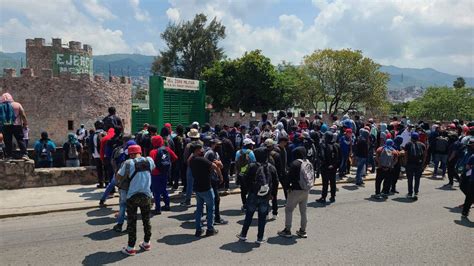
[{"left": 0, "top": 167, "right": 435, "bottom": 219}]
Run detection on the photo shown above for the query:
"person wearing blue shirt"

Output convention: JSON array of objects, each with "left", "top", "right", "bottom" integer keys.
[
  {"left": 461, "top": 138, "right": 474, "bottom": 218},
  {"left": 33, "top": 131, "right": 56, "bottom": 168}
]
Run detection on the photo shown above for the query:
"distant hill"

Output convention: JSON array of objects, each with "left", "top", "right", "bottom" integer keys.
[{"left": 1, "top": 52, "right": 473, "bottom": 91}]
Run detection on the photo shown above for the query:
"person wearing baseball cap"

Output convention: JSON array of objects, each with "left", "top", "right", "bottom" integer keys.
[
  {"left": 404, "top": 132, "right": 427, "bottom": 200},
  {"left": 117, "top": 144, "right": 156, "bottom": 256},
  {"left": 235, "top": 138, "right": 257, "bottom": 212}
]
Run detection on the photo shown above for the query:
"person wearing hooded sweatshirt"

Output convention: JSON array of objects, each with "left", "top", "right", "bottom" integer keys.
[
  {"left": 338, "top": 128, "right": 353, "bottom": 178},
  {"left": 274, "top": 122, "right": 288, "bottom": 143},
  {"left": 100, "top": 127, "right": 116, "bottom": 186},
  {"left": 237, "top": 147, "right": 277, "bottom": 244},
  {"left": 33, "top": 131, "right": 56, "bottom": 168},
  {"left": 373, "top": 139, "right": 399, "bottom": 199},
  {"left": 317, "top": 131, "right": 342, "bottom": 204},
  {"left": 0, "top": 92, "right": 28, "bottom": 159},
  {"left": 354, "top": 129, "right": 370, "bottom": 186},
  {"left": 149, "top": 135, "right": 177, "bottom": 214},
  {"left": 404, "top": 132, "right": 427, "bottom": 200},
  {"left": 63, "top": 133, "right": 82, "bottom": 167},
  {"left": 278, "top": 146, "right": 311, "bottom": 239},
  {"left": 391, "top": 135, "right": 404, "bottom": 193}
]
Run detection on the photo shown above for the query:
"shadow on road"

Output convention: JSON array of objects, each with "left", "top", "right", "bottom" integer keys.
[
  {"left": 180, "top": 221, "right": 197, "bottom": 230},
  {"left": 169, "top": 205, "right": 189, "bottom": 213},
  {"left": 82, "top": 251, "right": 126, "bottom": 265},
  {"left": 391, "top": 197, "right": 416, "bottom": 203},
  {"left": 237, "top": 218, "right": 258, "bottom": 226},
  {"left": 435, "top": 185, "right": 457, "bottom": 191},
  {"left": 454, "top": 217, "right": 474, "bottom": 228},
  {"left": 364, "top": 197, "right": 387, "bottom": 203},
  {"left": 84, "top": 228, "right": 123, "bottom": 241},
  {"left": 220, "top": 241, "right": 259, "bottom": 253},
  {"left": 67, "top": 187, "right": 97, "bottom": 193},
  {"left": 341, "top": 185, "right": 359, "bottom": 191},
  {"left": 168, "top": 212, "right": 195, "bottom": 221},
  {"left": 157, "top": 233, "right": 200, "bottom": 245},
  {"left": 221, "top": 209, "right": 243, "bottom": 216},
  {"left": 307, "top": 201, "right": 327, "bottom": 208},
  {"left": 86, "top": 207, "right": 115, "bottom": 217},
  {"left": 444, "top": 206, "right": 462, "bottom": 214},
  {"left": 86, "top": 217, "right": 116, "bottom": 226},
  {"left": 309, "top": 189, "right": 322, "bottom": 195},
  {"left": 267, "top": 236, "right": 297, "bottom": 246}
]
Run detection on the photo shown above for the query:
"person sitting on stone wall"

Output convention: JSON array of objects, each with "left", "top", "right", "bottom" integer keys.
[
  {"left": 33, "top": 131, "right": 56, "bottom": 168},
  {"left": 63, "top": 133, "right": 82, "bottom": 167}
]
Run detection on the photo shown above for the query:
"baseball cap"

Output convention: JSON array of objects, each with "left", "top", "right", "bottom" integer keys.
[
  {"left": 264, "top": 138, "right": 274, "bottom": 147},
  {"left": 243, "top": 138, "right": 255, "bottom": 146},
  {"left": 128, "top": 145, "right": 142, "bottom": 155}
]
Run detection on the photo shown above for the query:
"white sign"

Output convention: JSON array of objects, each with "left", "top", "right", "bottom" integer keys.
[{"left": 164, "top": 77, "right": 199, "bottom": 91}]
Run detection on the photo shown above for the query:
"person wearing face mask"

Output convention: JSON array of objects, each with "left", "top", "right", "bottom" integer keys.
[
  {"left": 460, "top": 138, "right": 474, "bottom": 218},
  {"left": 316, "top": 131, "right": 342, "bottom": 204},
  {"left": 372, "top": 139, "right": 399, "bottom": 200},
  {"left": 404, "top": 132, "right": 427, "bottom": 200}
]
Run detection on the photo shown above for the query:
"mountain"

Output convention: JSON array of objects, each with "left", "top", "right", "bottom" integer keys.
[{"left": 1, "top": 52, "right": 473, "bottom": 91}]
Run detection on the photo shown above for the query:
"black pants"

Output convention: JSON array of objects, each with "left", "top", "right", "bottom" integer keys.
[
  {"left": 181, "top": 162, "right": 187, "bottom": 192},
  {"left": 222, "top": 162, "right": 231, "bottom": 189},
  {"left": 447, "top": 160, "right": 459, "bottom": 185},
  {"left": 375, "top": 168, "right": 391, "bottom": 194},
  {"left": 462, "top": 180, "right": 474, "bottom": 215},
  {"left": 104, "top": 158, "right": 114, "bottom": 184},
  {"left": 212, "top": 183, "right": 221, "bottom": 221},
  {"left": 321, "top": 170, "right": 337, "bottom": 199},
  {"left": 406, "top": 165, "right": 423, "bottom": 194},
  {"left": 126, "top": 193, "right": 152, "bottom": 247},
  {"left": 271, "top": 181, "right": 279, "bottom": 215},
  {"left": 391, "top": 164, "right": 401, "bottom": 191},
  {"left": 240, "top": 176, "right": 248, "bottom": 208},
  {"left": 94, "top": 158, "right": 104, "bottom": 185},
  {"left": 2, "top": 125, "right": 27, "bottom": 157}
]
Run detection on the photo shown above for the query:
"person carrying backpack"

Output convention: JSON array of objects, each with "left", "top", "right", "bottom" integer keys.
[
  {"left": 0, "top": 93, "right": 28, "bottom": 159},
  {"left": 235, "top": 138, "right": 257, "bottom": 212},
  {"left": 372, "top": 139, "right": 399, "bottom": 199},
  {"left": 149, "top": 136, "right": 177, "bottom": 214},
  {"left": 354, "top": 129, "right": 370, "bottom": 186},
  {"left": 219, "top": 130, "right": 235, "bottom": 193},
  {"left": 404, "top": 132, "right": 427, "bottom": 200},
  {"left": 33, "top": 131, "right": 56, "bottom": 168},
  {"left": 116, "top": 145, "right": 155, "bottom": 256},
  {"left": 172, "top": 125, "right": 186, "bottom": 190},
  {"left": 432, "top": 130, "right": 449, "bottom": 179},
  {"left": 91, "top": 120, "right": 106, "bottom": 188},
  {"left": 180, "top": 128, "right": 203, "bottom": 207},
  {"left": 236, "top": 147, "right": 277, "bottom": 244},
  {"left": 317, "top": 131, "right": 342, "bottom": 204},
  {"left": 278, "top": 146, "right": 313, "bottom": 239},
  {"left": 63, "top": 133, "right": 82, "bottom": 167},
  {"left": 102, "top": 107, "right": 123, "bottom": 132}
]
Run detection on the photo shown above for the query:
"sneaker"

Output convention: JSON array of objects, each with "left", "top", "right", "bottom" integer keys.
[
  {"left": 380, "top": 193, "right": 388, "bottom": 199},
  {"left": 139, "top": 242, "right": 151, "bottom": 251},
  {"left": 372, "top": 194, "right": 383, "bottom": 200},
  {"left": 154, "top": 210, "right": 162, "bottom": 215},
  {"left": 444, "top": 183, "right": 453, "bottom": 187},
  {"left": 99, "top": 199, "right": 105, "bottom": 207},
  {"left": 205, "top": 229, "right": 219, "bottom": 237},
  {"left": 113, "top": 223, "right": 123, "bottom": 232},
  {"left": 413, "top": 193, "right": 418, "bottom": 200},
  {"left": 162, "top": 206, "right": 171, "bottom": 211},
  {"left": 278, "top": 228, "right": 292, "bottom": 238},
  {"left": 407, "top": 193, "right": 413, "bottom": 199},
  {"left": 316, "top": 198, "right": 326, "bottom": 204},
  {"left": 461, "top": 212, "right": 469, "bottom": 218},
  {"left": 296, "top": 229, "right": 307, "bottom": 238},
  {"left": 96, "top": 183, "right": 104, "bottom": 188},
  {"left": 214, "top": 218, "right": 228, "bottom": 225},
  {"left": 236, "top": 234, "right": 247, "bottom": 241},
  {"left": 329, "top": 197, "right": 336, "bottom": 203},
  {"left": 121, "top": 247, "right": 136, "bottom": 256},
  {"left": 255, "top": 238, "right": 267, "bottom": 245},
  {"left": 195, "top": 230, "right": 203, "bottom": 237}
]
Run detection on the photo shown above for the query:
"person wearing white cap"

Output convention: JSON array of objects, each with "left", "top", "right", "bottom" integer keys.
[{"left": 235, "top": 138, "right": 257, "bottom": 212}]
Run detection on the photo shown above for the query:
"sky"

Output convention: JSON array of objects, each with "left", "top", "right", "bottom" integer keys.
[{"left": 0, "top": 0, "right": 473, "bottom": 77}]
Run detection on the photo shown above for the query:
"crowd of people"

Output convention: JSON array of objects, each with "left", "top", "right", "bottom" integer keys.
[{"left": 87, "top": 110, "right": 473, "bottom": 256}]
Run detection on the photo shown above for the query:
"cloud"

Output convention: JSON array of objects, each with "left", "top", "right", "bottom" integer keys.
[
  {"left": 129, "top": 0, "right": 151, "bottom": 22},
  {"left": 82, "top": 0, "right": 116, "bottom": 21},
  {"left": 166, "top": 8, "right": 180, "bottom": 22},
  {"left": 135, "top": 42, "right": 157, "bottom": 55},
  {"left": 0, "top": 0, "right": 130, "bottom": 55}
]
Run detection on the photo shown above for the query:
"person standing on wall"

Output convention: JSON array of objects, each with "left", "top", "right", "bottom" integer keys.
[
  {"left": 103, "top": 107, "right": 123, "bottom": 132},
  {"left": 0, "top": 93, "right": 28, "bottom": 159}
]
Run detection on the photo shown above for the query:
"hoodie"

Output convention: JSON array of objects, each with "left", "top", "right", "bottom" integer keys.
[
  {"left": 149, "top": 135, "right": 178, "bottom": 175},
  {"left": 100, "top": 128, "right": 115, "bottom": 161},
  {"left": 245, "top": 147, "right": 278, "bottom": 196},
  {"left": 286, "top": 146, "right": 307, "bottom": 190}
]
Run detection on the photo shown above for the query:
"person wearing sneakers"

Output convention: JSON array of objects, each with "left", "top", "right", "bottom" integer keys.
[
  {"left": 180, "top": 128, "right": 202, "bottom": 207},
  {"left": 237, "top": 147, "right": 277, "bottom": 244},
  {"left": 404, "top": 132, "right": 427, "bottom": 200},
  {"left": 372, "top": 139, "right": 399, "bottom": 200},
  {"left": 278, "top": 146, "right": 313, "bottom": 239},
  {"left": 117, "top": 145, "right": 155, "bottom": 256},
  {"left": 235, "top": 138, "right": 257, "bottom": 212},
  {"left": 149, "top": 135, "right": 178, "bottom": 215}
]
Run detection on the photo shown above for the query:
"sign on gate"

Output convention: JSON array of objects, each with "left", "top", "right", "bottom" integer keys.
[{"left": 163, "top": 77, "right": 199, "bottom": 91}]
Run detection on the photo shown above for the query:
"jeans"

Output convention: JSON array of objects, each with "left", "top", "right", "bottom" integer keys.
[
  {"left": 285, "top": 189, "right": 309, "bottom": 231},
  {"left": 151, "top": 174, "right": 169, "bottom": 212},
  {"left": 406, "top": 165, "right": 423, "bottom": 194},
  {"left": 240, "top": 175, "right": 248, "bottom": 208},
  {"left": 375, "top": 168, "right": 391, "bottom": 194},
  {"left": 101, "top": 176, "right": 116, "bottom": 202},
  {"left": 126, "top": 193, "right": 151, "bottom": 247},
  {"left": 184, "top": 167, "right": 194, "bottom": 203},
  {"left": 355, "top": 157, "right": 368, "bottom": 183},
  {"left": 339, "top": 153, "right": 350, "bottom": 176},
  {"left": 2, "top": 125, "right": 27, "bottom": 157},
  {"left": 65, "top": 159, "right": 80, "bottom": 167},
  {"left": 195, "top": 189, "right": 215, "bottom": 232},
  {"left": 240, "top": 193, "right": 269, "bottom": 240},
  {"left": 433, "top": 153, "right": 448, "bottom": 176},
  {"left": 117, "top": 189, "right": 127, "bottom": 225},
  {"left": 321, "top": 169, "right": 337, "bottom": 199}
]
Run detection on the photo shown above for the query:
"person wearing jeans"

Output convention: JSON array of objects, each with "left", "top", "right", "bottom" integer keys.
[
  {"left": 195, "top": 189, "right": 215, "bottom": 235},
  {"left": 354, "top": 129, "right": 370, "bottom": 186},
  {"left": 238, "top": 193, "right": 269, "bottom": 243}
]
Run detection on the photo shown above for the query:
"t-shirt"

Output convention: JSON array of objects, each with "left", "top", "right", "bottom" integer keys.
[
  {"left": 34, "top": 140, "right": 56, "bottom": 162},
  {"left": 118, "top": 157, "right": 155, "bottom": 199},
  {"left": 190, "top": 156, "right": 213, "bottom": 192},
  {"left": 63, "top": 142, "right": 82, "bottom": 160}
]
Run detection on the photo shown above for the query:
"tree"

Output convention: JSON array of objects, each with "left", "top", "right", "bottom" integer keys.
[
  {"left": 406, "top": 86, "right": 474, "bottom": 121},
  {"left": 453, "top": 77, "right": 466, "bottom": 88},
  {"left": 202, "top": 50, "right": 286, "bottom": 112},
  {"left": 152, "top": 14, "right": 226, "bottom": 79},
  {"left": 302, "top": 49, "right": 389, "bottom": 115}
]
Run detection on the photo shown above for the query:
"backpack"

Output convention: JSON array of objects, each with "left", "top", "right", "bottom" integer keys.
[
  {"left": 236, "top": 149, "right": 251, "bottom": 174},
  {"left": 40, "top": 141, "right": 50, "bottom": 160},
  {"left": 68, "top": 143, "right": 79, "bottom": 159},
  {"left": 406, "top": 142, "right": 424, "bottom": 164},
  {"left": 155, "top": 147, "right": 171, "bottom": 174},
  {"left": 119, "top": 158, "right": 151, "bottom": 190},
  {"left": 435, "top": 137, "right": 449, "bottom": 153},
  {"left": 379, "top": 148, "right": 395, "bottom": 168},
  {"left": 103, "top": 115, "right": 118, "bottom": 131},
  {"left": 324, "top": 143, "right": 339, "bottom": 166},
  {"left": 297, "top": 159, "right": 314, "bottom": 190},
  {"left": 111, "top": 146, "right": 125, "bottom": 172},
  {"left": 255, "top": 163, "right": 272, "bottom": 196},
  {"left": 298, "top": 119, "right": 309, "bottom": 130},
  {"left": 0, "top": 102, "right": 16, "bottom": 126}
]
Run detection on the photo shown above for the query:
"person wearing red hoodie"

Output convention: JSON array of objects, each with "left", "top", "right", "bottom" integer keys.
[
  {"left": 100, "top": 128, "right": 116, "bottom": 186},
  {"left": 149, "top": 135, "right": 177, "bottom": 214}
]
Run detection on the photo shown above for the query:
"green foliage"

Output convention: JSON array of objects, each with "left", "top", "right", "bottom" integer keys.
[
  {"left": 302, "top": 49, "right": 389, "bottom": 115},
  {"left": 202, "top": 50, "right": 287, "bottom": 112},
  {"left": 390, "top": 102, "right": 410, "bottom": 115},
  {"left": 406, "top": 87, "right": 474, "bottom": 121},
  {"left": 152, "top": 14, "right": 226, "bottom": 79},
  {"left": 453, "top": 77, "right": 466, "bottom": 89}
]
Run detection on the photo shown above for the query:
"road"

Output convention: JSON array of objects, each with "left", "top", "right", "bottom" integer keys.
[{"left": 0, "top": 177, "right": 472, "bottom": 265}]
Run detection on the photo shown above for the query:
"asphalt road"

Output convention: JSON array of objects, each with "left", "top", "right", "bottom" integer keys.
[{"left": 0, "top": 177, "right": 472, "bottom": 265}]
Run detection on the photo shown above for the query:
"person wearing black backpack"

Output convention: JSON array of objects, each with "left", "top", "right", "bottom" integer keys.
[
  {"left": 172, "top": 125, "right": 186, "bottom": 190},
  {"left": 63, "top": 133, "right": 82, "bottom": 167},
  {"left": 102, "top": 107, "right": 123, "bottom": 132},
  {"left": 236, "top": 147, "right": 277, "bottom": 244},
  {"left": 317, "top": 131, "right": 342, "bottom": 204},
  {"left": 33, "top": 131, "right": 56, "bottom": 168},
  {"left": 149, "top": 136, "right": 177, "bottom": 214},
  {"left": 432, "top": 130, "right": 449, "bottom": 179},
  {"left": 404, "top": 132, "right": 427, "bottom": 200}
]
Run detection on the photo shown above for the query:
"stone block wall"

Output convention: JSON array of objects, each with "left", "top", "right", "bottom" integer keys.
[{"left": 0, "top": 159, "right": 97, "bottom": 189}]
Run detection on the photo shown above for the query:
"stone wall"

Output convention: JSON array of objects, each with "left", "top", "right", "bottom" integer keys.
[
  {"left": 0, "top": 159, "right": 97, "bottom": 189},
  {"left": 209, "top": 111, "right": 277, "bottom": 127},
  {"left": 0, "top": 69, "right": 132, "bottom": 144}
]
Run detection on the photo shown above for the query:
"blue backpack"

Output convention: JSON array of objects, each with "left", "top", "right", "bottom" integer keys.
[
  {"left": 155, "top": 147, "right": 171, "bottom": 174},
  {"left": 0, "top": 102, "right": 16, "bottom": 126}
]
